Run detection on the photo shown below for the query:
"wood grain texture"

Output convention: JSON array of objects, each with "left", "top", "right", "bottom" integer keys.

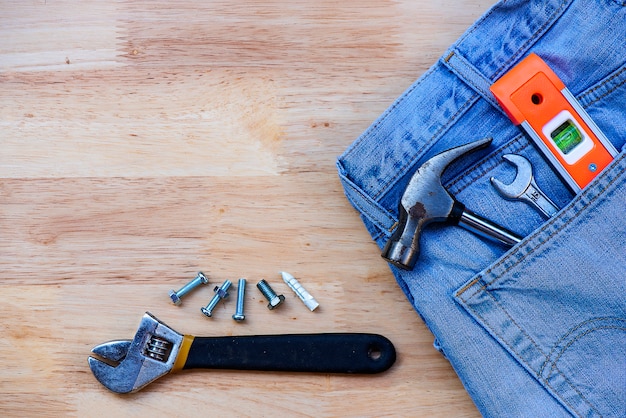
[{"left": 1, "top": 1, "right": 495, "bottom": 416}]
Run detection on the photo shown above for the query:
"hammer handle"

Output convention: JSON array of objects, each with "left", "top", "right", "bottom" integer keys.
[{"left": 456, "top": 206, "right": 522, "bottom": 246}]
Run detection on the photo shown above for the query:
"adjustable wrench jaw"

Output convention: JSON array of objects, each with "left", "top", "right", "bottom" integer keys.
[
  {"left": 88, "top": 312, "right": 184, "bottom": 394},
  {"left": 90, "top": 340, "right": 131, "bottom": 363}
]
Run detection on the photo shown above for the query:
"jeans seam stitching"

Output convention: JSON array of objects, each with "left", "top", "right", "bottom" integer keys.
[
  {"left": 467, "top": 153, "right": 624, "bottom": 294},
  {"left": 343, "top": 0, "right": 572, "bottom": 201},
  {"left": 548, "top": 326, "right": 626, "bottom": 376},
  {"left": 457, "top": 296, "right": 572, "bottom": 413},
  {"left": 459, "top": 290, "right": 605, "bottom": 417},
  {"left": 341, "top": 67, "right": 437, "bottom": 161},
  {"left": 491, "top": 0, "right": 570, "bottom": 80},
  {"left": 583, "top": 67, "right": 626, "bottom": 107},
  {"left": 458, "top": 286, "right": 548, "bottom": 363},
  {"left": 373, "top": 94, "right": 479, "bottom": 199},
  {"left": 448, "top": 135, "right": 530, "bottom": 193},
  {"left": 445, "top": 51, "right": 494, "bottom": 101},
  {"left": 543, "top": 365, "right": 596, "bottom": 418},
  {"left": 452, "top": 3, "right": 497, "bottom": 46},
  {"left": 539, "top": 317, "right": 626, "bottom": 374},
  {"left": 545, "top": 325, "right": 626, "bottom": 416},
  {"left": 346, "top": 184, "right": 394, "bottom": 237},
  {"left": 581, "top": 65, "right": 626, "bottom": 98},
  {"left": 343, "top": 0, "right": 574, "bottom": 202}
]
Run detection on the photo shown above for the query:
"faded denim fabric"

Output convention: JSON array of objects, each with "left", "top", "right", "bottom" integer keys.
[{"left": 337, "top": 0, "right": 626, "bottom": 416}]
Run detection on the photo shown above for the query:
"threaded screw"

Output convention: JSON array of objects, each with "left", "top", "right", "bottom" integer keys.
[
  {"left": 201, "top": 280, "right": 231, "bottom": 317},
  {"left": 232, "top": 278, "right": 246, "bottom": 321},
  {"left": 256, "top": 279, "right": 285, "bottom": 310},
  {"left": 168, "top": 272, "right": 209, "bottom": 305}
]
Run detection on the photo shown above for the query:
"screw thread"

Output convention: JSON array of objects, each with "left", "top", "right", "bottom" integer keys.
[
  {"left": 256, "top": 279, "right": 277, "bottom": 299},
  {"left": 176, "top": 272, "right": 208, "bottom": 298},
  {"left": 233, "top": 278, "right": 246, "bottom": 321},
  {"left": 256, "top": 279, "right": 285, "bottom": 310},
  {"left": 201, "top": 279, "right": 231, "bottom": 317}
]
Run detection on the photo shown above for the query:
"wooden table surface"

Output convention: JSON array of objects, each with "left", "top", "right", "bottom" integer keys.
[{"left": 1, "top": 1, "right": 494, "bottom": 416}]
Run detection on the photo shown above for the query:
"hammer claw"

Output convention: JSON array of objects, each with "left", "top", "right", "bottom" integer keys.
[{"left": 421, "top": 137, "right": 493, "bottom": 177}]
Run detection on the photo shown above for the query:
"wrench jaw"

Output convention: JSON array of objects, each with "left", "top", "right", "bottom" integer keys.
[
  {"left": 490, "top": 154, "right": 559, "bottom": 218},
  {"left": 88, "top": 312, "right": 184, "bottom": 394},
  {"left": 90, "top": 340, "right": 132, "bottom": 364},
  {"left": 489, "top": 154, "right": 532, "bottom": 199}
]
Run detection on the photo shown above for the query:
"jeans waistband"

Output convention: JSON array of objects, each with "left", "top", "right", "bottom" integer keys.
[{"left": 443, "top": 0, "right": 573, "bottom": 92}]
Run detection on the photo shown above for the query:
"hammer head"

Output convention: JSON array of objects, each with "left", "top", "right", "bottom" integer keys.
[{"left": 381, "top": 137, "right": 492, "bottom": 270}]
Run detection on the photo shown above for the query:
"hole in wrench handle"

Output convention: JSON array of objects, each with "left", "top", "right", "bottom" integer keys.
[{"left": 182, "top": 333, "right": 396, "bottom": 374}]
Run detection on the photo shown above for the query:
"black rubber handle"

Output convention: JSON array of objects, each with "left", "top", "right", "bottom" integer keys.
[{"left": 183, "top": 333, "right": 396, "bottom": 374}]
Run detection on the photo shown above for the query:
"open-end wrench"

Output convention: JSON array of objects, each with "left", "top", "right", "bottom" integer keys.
[
  {"left": 88, "top": 312, "right": 396, "bottom": 393},
  {"left": 490, "top": 154, "right": 560, "bottom": 218}
]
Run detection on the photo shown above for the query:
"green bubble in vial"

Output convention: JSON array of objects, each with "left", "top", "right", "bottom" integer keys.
[{"left": 551, "top": 120, "right": 582, "bottom": 154}]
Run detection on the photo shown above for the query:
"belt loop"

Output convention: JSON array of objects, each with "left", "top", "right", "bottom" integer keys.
[{"left": 442, "top": 49, "right": 501, "bottom": 110}]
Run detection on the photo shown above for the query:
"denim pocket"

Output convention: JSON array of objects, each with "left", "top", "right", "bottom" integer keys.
[
  {"left": 455, "top": 151, "right": 626, "bottom": 417},
  {"left": 337, "top": 1, "right": 625, "bottom": 415}
]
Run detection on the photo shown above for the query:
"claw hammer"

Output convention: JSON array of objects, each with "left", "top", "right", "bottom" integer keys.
[{"left": 381, "top": 137, "right": 522, "bottom": 270}]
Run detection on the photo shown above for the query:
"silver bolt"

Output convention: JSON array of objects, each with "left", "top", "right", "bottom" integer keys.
[
  {"left": 256, "top": 279, "right": 285, "bottom": 310},
  {"left": 232, "top": 278, "right": 246, "bottom": 321},
  {"left": 168, "top": 272, "right": 209, "bottom": 305},
  {"left": 201, "top": 280, "right": 231, "bottom": 317}
]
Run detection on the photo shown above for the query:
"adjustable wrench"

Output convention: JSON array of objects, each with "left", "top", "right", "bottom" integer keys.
[
  {"left": 490, "top": 154, "right": 560, "bottom": 218},
  {"left": 88, "top": 312, "right": 396, "bottom": 393}
]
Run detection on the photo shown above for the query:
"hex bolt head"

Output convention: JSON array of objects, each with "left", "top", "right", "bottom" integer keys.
[
  {"left": 256, "top": 279, "right": 285, "bottom": 310},
  {"left": 169, "top": 272, "right": 209, "bottom": 306},
  {"left": 267, "top": 294, "right": 285, "bottom": 310},
  {"left": 168, "top": 290, "right": 182, "bottom": 306}
]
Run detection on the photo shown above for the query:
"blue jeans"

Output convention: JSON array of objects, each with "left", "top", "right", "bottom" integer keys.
[{"left": 337, "top": 0, "right": 626, "bottom": 416}]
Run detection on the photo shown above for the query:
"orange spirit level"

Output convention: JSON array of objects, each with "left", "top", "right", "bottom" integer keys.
[{"left": 490, "top": 53, "right": 617, "bottom": 192}]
